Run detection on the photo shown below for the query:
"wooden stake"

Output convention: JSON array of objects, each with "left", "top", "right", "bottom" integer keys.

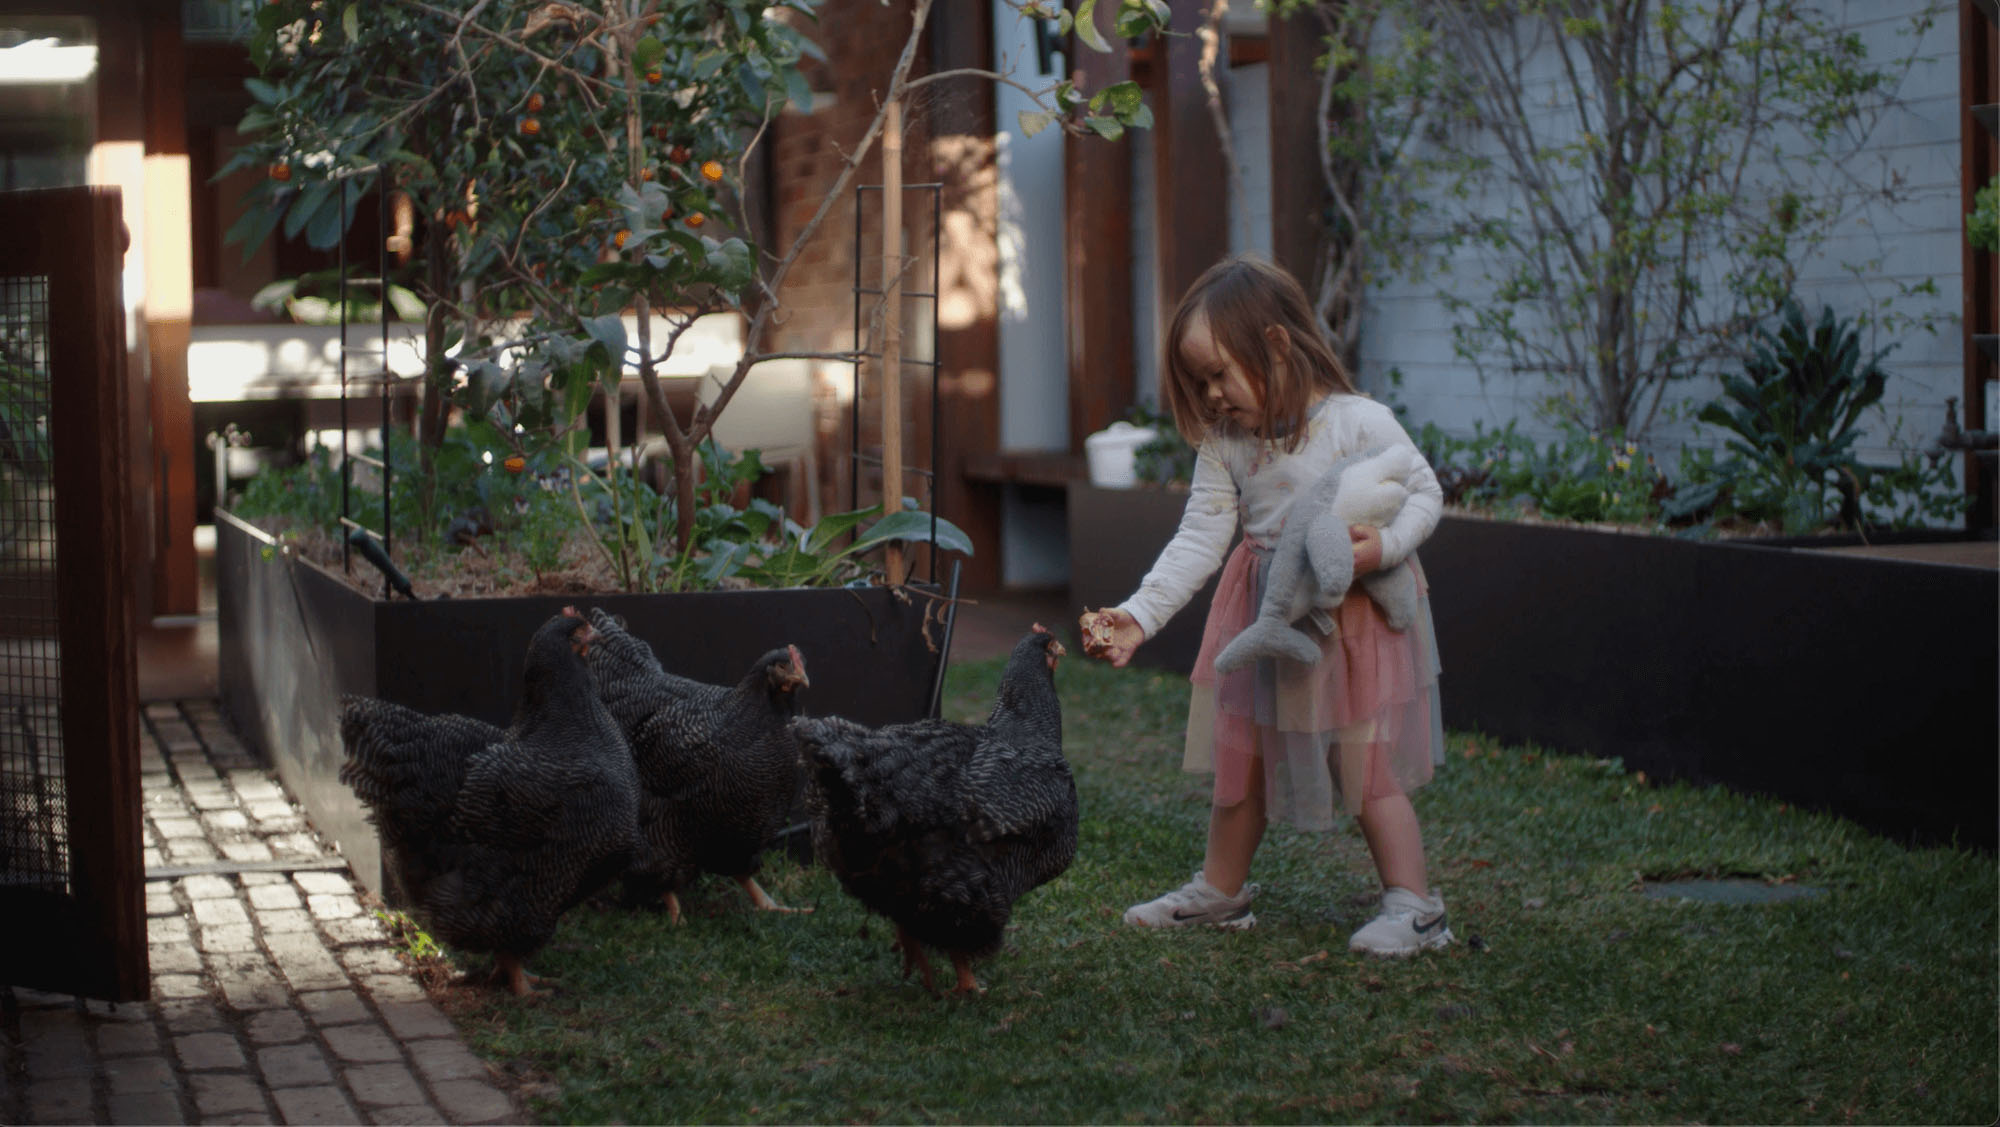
[{"left": 881, "top": 95, "right": 906, "bottom": 586}]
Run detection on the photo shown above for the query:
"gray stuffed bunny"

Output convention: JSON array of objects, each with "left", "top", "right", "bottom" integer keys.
[{"left": 1213, "top": 445, "right": 1422, "bottom": 674}]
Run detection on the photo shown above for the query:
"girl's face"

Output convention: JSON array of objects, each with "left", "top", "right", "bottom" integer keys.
[{"left": 1180, "top": 311, "right": 1270, "bottom": 430}]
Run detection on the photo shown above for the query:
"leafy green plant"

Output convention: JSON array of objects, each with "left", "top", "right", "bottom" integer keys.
[
  {"left": 234, "top": 425, "right": 972, "bottom": 594},
  {"left": 1860, "top": 449, "right": 1968, "bottom": 528},
  {"left": 232, "top": 442, "right": 346, "bottom": 533},
  {"left": 250, "top": 267, "right": 426, "bottom": 326},
  {"left": 375, "top": 908, "right": 443, "bottom": 961},
  {"left": 1971, "top": 174, "right": 1999, "bottom": 255},
  {"left": 1122, "top": 400, "right": 1196, "bottom": 486},
  {"left": 1415, "top": 418, "right": 1666, "bottom": 527},
  {"left": 1693, "top": 300, "right": 1890, "bottom": 533}
]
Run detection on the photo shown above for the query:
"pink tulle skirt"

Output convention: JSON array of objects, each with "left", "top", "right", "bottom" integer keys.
[{"left": 1184, "top": 538, "right": 1444, "bottom": 831}]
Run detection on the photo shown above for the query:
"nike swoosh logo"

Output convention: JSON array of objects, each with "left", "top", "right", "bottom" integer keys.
[
  {"left": 1172, "top": 905, "right": 1247, "bottom": 922},
  {"left": 1413, "top": 913, "right": 1447, "bottom": 935}
]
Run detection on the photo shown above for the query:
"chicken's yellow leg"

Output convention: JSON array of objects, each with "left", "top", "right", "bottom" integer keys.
[
  {"left": 737, "top": 875, "right": 812, "bottom": 913},
  {"left": 893, "top": 923, "right": 936, "bottom": 993},
  {"left": 948, "top": 952, "right": 982, "bottom": 996},
  {"left": 495, "top": 953, "right": 548, "bottom": 997}
]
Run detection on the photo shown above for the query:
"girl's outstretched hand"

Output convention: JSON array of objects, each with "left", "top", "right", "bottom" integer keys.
[
  {"left": 1079, "top": 607, "right": 1144, "bottom": 668},
  {"left": 1349, "top": 524, "right": 1384, "bottom": 575}
]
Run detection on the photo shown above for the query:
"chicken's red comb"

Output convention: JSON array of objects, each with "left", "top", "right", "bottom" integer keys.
[
  {"left": 1031, "top": 622, "right": 1048, "bottom": 634},
  {"left": 561, "top": 605, "right": 582, "bottom": 618}
]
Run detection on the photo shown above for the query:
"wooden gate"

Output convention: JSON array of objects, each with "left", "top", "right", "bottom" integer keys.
[{"left": 0, "top": 187, "right": 146, "bottom": 1001}]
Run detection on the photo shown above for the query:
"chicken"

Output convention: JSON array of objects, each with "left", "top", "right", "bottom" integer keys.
[
  {"left": 337, "top": 607, "right": 639, "bottom": 995},
  {"left": 583, "top": 607, "right": 811, "bottom": 923},
  {"left": 792, "top": 625, "right": 1074, "bottom": 995}
]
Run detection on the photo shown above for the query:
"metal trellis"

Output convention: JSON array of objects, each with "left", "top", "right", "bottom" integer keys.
[
  {"left": 336, "top": 171, "right": 399, "bottom": 594},
  {"left": 850, "top": 180, "right": 944, "bottom": 586}
]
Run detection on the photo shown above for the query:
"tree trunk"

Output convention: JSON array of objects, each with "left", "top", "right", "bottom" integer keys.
[{"left": 418, "top": 219, "right": 453, "bottom": 464}]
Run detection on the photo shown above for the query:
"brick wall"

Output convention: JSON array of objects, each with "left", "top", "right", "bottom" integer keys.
[{"left": 769, "top": 1, "right": 1003, "bottom": 587}]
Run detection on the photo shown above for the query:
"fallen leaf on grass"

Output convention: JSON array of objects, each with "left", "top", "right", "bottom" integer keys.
[{"left": 1298, "top": 949, "right": 1329, "bottom": 965}]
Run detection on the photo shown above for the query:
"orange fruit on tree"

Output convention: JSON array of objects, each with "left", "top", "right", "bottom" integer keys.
[
  {"left": 700, "top": 160, "right": 724, "bottom": 182},
  {"left": 639, "top": 167, "right": 655, "bottom": 181},
  {"left": 502, "top": 455, "right": 526, "bottom": 474},
  {"left": 613, "top": 228, "right": 631, "bottom": 248},
  {"left": 645, "top": 69, "right": 662, "bottom": 84},
  {"left": 660, "top": 206, "right": 675, "bottom": 223},
  {"left": 519, "top": 117, "right": 541, "bottom": 136},
  {"left": 526, "top": 92, "right": 544, "bottom": 112},
  {"left": 683, "top": 212, "right": 705, "bottom": 228},
  {"left": 268, "top": 162, "right": 292, "bottom": 182},
  {"left": 668, "top": 144, "right": 691, "bottom": 164}
]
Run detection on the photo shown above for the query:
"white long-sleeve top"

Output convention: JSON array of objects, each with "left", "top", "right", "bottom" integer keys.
[{"left": 1114, "top": 393, "right": 1444, "bottom": 639}]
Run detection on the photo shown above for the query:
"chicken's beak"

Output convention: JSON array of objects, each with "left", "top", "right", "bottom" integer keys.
[
  {"left": 1045, "top": 638, "right": 1064, "bottom": 671},
  {"left": 782, "top": 645, "right": 810, "bottom": 691},
  {"left": 573, "top": 621, "right": 599, "bottom": 657}
]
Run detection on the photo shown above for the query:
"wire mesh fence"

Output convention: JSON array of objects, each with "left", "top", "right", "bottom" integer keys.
[{"left": 0, "top": 272, "right": 68, "bottom": 894}]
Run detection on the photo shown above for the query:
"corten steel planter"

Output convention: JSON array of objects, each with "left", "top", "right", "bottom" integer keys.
[
  {"left": 1422, "top": 516, "right": 1996, "bottom": 850},
  {"left": 215, "top": 509, "right": 953, "bottom": 897},
  {"left": 1066, "top": 488, "right": 1997, "bottom": 848}
]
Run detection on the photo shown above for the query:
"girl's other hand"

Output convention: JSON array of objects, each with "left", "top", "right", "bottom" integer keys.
[
  {"left": 1349, "top": 524, "right": 1384, "bottom": 575},
  {"left": 1079, "top": 608, "right": 1144, "bottom": 668}
]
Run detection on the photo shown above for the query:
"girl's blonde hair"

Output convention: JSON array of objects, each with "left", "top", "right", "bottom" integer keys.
[{"left": 1160, "top": 253, "right": 1357, "bottom": 451}]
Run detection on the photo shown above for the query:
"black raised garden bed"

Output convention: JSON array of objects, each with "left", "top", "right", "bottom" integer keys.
[
  {"left": 215, "top": 509, "right": 952, "bottom": 896},
  {"left": 1067, "top": 483, "right": 1997, "bottom": 849}
]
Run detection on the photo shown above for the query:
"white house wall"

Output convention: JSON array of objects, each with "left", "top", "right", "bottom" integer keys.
[{"left": 1357, "top": 0, "right": 1967, "bottom": 482}]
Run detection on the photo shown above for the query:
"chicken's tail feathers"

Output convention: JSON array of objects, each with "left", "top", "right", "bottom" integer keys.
[
  {"left": 336, "top": 700, "right": 487, "bottom": 835},
  {"left": 1213, "top": 618, "right": 1321, "bottom": 675}
]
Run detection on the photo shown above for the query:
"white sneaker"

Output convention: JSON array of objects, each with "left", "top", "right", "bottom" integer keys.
[
  {"left": 1123, "top": 870, "right": 1259, "bottom": 930},
  {"left": 1348, "top": 886, "right": 1453, "bottom": 956}
]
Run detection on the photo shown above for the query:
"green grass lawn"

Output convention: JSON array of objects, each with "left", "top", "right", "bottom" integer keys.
[{"left": 443, "top": 654, "right": 1998, "bottom": 1124}]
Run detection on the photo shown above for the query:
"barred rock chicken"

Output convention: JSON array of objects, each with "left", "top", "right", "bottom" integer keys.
[
  {"left": 583, "top": 607, "right": 811, "bottom": 923},
  {"left": 338, "top": 608, "right": 639, "bottom": 996},
  {"left": 793, "top": 625, "right": 1075, "bottom": 995}
]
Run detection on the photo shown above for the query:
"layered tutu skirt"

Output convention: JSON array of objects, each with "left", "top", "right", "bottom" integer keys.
[{"left": 1183, "top": 538, "right": 1445, "bottom": 831}]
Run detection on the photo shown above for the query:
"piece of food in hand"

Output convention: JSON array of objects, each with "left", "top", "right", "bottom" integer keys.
[{"left": 1079, "top": 609, "right": 1119, "bottom": 657}]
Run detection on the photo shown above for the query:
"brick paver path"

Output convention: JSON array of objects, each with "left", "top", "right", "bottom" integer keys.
[{"left": 0, "top": 700, "right": 522, "bottom": 1125}]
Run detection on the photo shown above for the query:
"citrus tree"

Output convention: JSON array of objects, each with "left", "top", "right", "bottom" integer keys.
[{"left": 222, "top": 0, "right": 1162, "bottom": 588}]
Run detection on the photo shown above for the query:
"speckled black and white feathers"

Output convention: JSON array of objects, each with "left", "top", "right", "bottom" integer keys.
[
  {"left": 337, "top": 611, "right": 639, "bottom": 963},
  {"left": 584, "top": 608, "right": 808, "bottom": 906},
  {"left": 794, "top": 629, "right": 1075, "bottom": 973}
]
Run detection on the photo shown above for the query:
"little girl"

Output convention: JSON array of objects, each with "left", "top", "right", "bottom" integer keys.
[{"left": 1080, "top": 254, "right": 1449, "bottom": 957}]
